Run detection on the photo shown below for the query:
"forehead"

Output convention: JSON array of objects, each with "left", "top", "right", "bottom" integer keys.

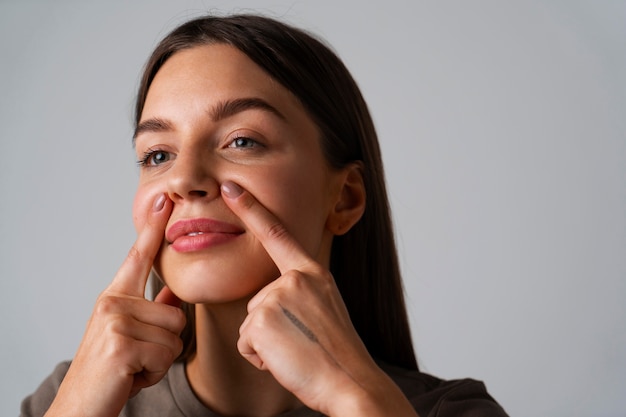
[
  {"left": 144, "top": 44, "right": 298, "bottom": 113},
  {"left": 138, "top": 43, "right": 321, "bottom": 150}
]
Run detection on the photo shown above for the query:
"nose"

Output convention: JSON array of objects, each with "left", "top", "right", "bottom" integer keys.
[{"left": 167, "top": 152, "right": 219, "bottom": 204}]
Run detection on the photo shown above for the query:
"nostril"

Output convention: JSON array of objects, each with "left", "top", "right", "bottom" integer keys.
[{"left": 189, "top": 190, "right": 208, "bottom": 197}]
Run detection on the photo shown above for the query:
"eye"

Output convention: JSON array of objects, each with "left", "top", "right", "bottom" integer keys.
[
  {"left": 228, "top": 136, "right": 258, "bottom": 149},
  {"left": 137, "top": 149, "right": 172, "bottom": 167}
]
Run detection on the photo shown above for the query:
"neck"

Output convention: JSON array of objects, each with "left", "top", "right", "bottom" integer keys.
[{"left": 186, "top": 300, "right": 302, "bottom": 417}]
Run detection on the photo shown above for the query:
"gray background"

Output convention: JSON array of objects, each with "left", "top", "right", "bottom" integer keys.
[{"left": 1, "top": 1, "right": 625, "bottom": 416}]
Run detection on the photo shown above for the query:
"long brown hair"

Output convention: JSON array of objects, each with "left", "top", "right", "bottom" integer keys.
[{"left": 136, "top": 14, "right": 418, "bottom": 371}]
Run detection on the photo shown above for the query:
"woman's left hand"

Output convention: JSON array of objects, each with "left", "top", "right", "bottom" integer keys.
[{"left": 221, "top": 181, "right": 418, "bottom": 417}]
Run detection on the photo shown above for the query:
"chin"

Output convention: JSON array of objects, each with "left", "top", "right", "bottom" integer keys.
[
  {"left": 173, "top": 284, "right": 264, "bottom": 305},
  {"left": 155, "top": 260, "right": 279, "bottom": 305}
]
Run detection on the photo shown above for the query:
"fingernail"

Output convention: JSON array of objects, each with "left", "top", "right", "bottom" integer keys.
[
  {"left": 153, "top": 193, "right": 166, "bottom": 211},
  {"left": 221, "top": 181, "right": 243, "bottom": 199}
]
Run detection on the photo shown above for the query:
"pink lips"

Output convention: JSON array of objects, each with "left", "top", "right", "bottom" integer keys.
[{"left": 166, "top": 218, "right": 244, "bottom": 253}]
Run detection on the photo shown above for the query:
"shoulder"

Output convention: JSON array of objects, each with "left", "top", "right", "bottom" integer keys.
[
  {"left": 379, "top": 362, "right": 509, "bottom": 417},
  {"left": 20, "top": 362, "right": 191, "bottom": 417},
  {"left": 20, "top": 361, "right": 71, "bottom": 417}
]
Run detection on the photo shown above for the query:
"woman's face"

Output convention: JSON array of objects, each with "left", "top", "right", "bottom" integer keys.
[{"left": 132, "top": 44, "right": 344, "bottom": 304}]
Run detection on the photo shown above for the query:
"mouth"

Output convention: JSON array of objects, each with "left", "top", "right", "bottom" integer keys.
[{"left": 166, "top": 218, "right": 244, "bottom": 252}]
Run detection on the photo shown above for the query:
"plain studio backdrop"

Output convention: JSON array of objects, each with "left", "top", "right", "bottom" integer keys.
[{"left": 1, "top": 1, "right": 624, "bottom": 416}]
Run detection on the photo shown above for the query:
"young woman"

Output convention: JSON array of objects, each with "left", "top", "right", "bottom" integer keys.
[{"left": 21, "top": 14, "right": 507, "bottom": 417}]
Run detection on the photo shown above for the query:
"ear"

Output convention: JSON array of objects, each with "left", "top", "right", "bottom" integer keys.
[{"left": 326, "top": 162, "right": 366, "bottom": 236}]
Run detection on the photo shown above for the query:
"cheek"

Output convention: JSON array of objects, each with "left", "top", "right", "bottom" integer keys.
[{"left": 250, "top": 166, "right": 331, "bottom": 250}]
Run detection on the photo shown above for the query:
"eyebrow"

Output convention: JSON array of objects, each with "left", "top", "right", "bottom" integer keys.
[
  {"left": 133, "top": 97, "right": 286, "bottom": 142},
  {"left": 133, "top": 118, "right": 173, "bottom": 141},
  {"left": 210, "top": 97, "right": 286, "bottom": 122}
]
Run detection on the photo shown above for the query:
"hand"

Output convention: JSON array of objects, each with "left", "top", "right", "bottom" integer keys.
[
  {"left": 221, "top": 181, "right": 418, "bottom": 417},
  {"left": 45, "top": 194, "right": 186, "bottom": 417}
]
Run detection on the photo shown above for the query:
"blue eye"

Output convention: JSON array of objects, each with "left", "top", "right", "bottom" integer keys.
[
  {"left": 137, "top": 149, "right": 171, "bottom": 167},
  {"left": 228, "top": 137, "right": 257, "bottom": 148}
]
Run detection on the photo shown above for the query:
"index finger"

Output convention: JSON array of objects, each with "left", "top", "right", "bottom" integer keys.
[
  {"left": 108, "top": 193, "right": 172, "bottom": 297},
  {"left": 221, "top": 181, "right": 313, "bottom": 274}
]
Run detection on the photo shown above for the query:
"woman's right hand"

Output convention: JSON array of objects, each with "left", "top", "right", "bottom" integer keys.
[{"left": 45, "top": 194, "right": 186, "bottom": 417}]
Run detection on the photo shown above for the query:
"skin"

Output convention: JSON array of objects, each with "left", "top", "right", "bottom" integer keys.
[
  {"left": 44, "top": 44, "right": 419, "bottom": 417},
  {"left": 132, "top": 43, "right": 344, "bottom": 305}
]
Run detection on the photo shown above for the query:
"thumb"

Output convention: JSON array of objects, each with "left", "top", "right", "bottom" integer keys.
[{"left": 108, "top": 193, "right": 171, "bottom": 297}]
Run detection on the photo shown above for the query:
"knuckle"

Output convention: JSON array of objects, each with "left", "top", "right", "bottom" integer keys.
[
  {"left": 310, "top": 265, "right": 336, "bottom": 291},
  {"left": 252, "top": 306, "right": 273, "bottom": 328},
  {"left": 126, "top": 245, "right": 145, "bottom": 264},
  {"left": 265, "top": 221, "right": 289, "bottom": 241},
  {"left": 240, "top": 193, "right": 257, "bottom": 210},
  {"left": 319, "top": 269, "right": 335, "bottom": 287},
  {"left": 263, "top": 290, "right": 284, "bottom": 307},
  {"left": 310, "top": 263, "right": 331, "bottom": 279},
  {"left": 147, "top": 343, "right": 173, "bottom": 367},
  {"left": 158, "top": 341, "right": 177, "bottom": 364},
  {"left": 176, "top": 306, "right": 187, "bottom": 325},
  {"left": 173, "top": 336, "right": 184, "bottom": 358},
  {"left": 106, "top": 314, "right": 133, "bottom": 335},
  {"left": 249, "top": 303, "right": 281, "bottom": 331},
  {"left": 236, "top": 336, "right": 248, "bottom": 353},
  {"left": 172, "top": 308, "right": 187, "bottom": 333},
  {"left": 95, "top": 294, "right": 124, "bottom": 316},
  {"left": 282, "top": 270, "right": 305, "bottom": 289},
  {"left": 105, "top": 333, "right": 133, "bottom": 359}
]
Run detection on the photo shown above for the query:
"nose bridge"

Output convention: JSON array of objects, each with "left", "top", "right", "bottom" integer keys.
[{"left": 168, "top": 148, "right": 218, "bottom": 201}]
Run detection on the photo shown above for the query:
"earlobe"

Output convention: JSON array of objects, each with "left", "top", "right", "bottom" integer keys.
[{"left": 326, "top": 162, "right": 366, "bottom": 236}]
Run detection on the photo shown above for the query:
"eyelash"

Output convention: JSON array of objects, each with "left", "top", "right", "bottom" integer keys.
[
  {"left": 137, "top": 148, "right": 170, "bottom": 167},
  {"left": 136, "top": 135, "right": 262, "bottom": 167},
  {"left": 228, "top": 135, "right": 260, "bottom": 149}
]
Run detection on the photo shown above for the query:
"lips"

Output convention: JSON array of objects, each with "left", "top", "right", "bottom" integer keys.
[{"left": 166, "top": 218, "right": 244, "bottom": 252}]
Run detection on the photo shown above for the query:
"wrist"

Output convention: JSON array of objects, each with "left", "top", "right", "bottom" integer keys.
[{"left": 326, "top": 367, "right": 419, "bottom": 417}]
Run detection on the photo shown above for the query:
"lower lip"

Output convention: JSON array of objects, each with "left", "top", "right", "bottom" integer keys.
[{"left": 170, "top": 233, "right": 240, "bottom": 253}]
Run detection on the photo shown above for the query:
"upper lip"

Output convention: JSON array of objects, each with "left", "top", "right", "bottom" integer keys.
[{"left": 165, "top": 218, "right": 244, "bottom": 243}]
